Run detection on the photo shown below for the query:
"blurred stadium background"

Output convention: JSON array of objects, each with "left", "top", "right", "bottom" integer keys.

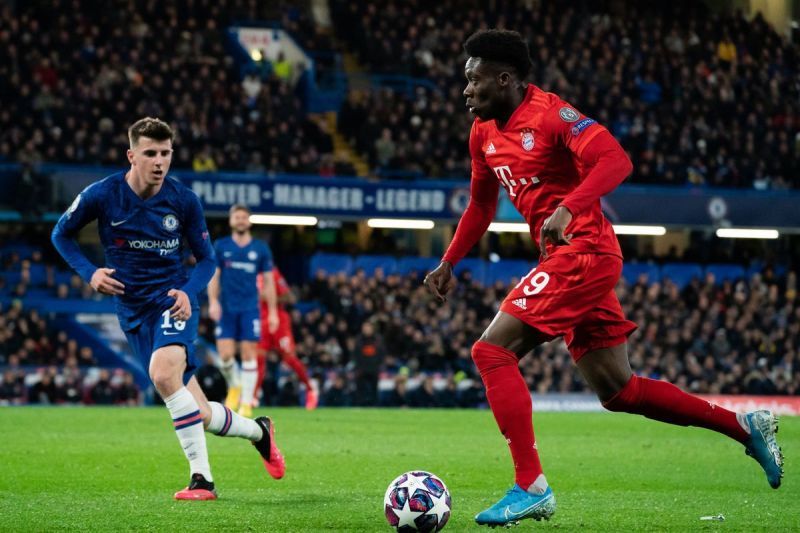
[{"left": 1, "top": 0, "right": 799, "bottom": 415}]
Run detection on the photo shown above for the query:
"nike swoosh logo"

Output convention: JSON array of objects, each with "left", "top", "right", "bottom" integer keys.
[
  {"left": 503, "top": 499, "right": 547, "bottom": 520},
  {"left": 111, "top": 219, "right": 128, "bottom": 227},
  {"left": 163, "top": 331, "right": 180, "bottom": 336}
]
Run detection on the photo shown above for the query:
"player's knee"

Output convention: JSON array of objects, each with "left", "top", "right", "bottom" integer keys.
[
  {"left": 471, "top": 340, "right": 518, "bottom": 377},
  {"left": 601, "top": 374, "right": 641, "bottom": 412},
  {"left": 150, "top": 367, "right": 182, "bottom": 397}
]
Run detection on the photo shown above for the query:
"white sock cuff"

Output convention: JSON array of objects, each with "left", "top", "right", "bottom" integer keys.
[
  {"left": 242, "top": 359, "right": 258, "bottom": 370},
  {"left": 164, "top": 387, "right": 196, "bottom": 414}
]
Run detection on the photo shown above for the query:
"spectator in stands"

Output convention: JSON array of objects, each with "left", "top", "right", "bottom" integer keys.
[
  {"left": 321, "top": 372, "right": 352, "bottom": 407},
  {"left": 410, "top": 375, "right": 438, "bottom": 408},
  {"left": 352, "top": 321, "right": 386, "bottom": 406},
  {"left": 192, "top": 145, "right": 218, "bottom": 173},
  {"left": 115, "top": 372, "right": 140, "bottom": 406},
  {"left": 90, "top": 369, "right": 116, "bottom": 405},
  {"left": 28, "top": 369, "right": 58, "bottom": 404},
  {"left": 0, "top": 369, "right": 26, "bottom": 405},
  {"left": 59, "top": 375, "right": 83, "bottom": 404}
]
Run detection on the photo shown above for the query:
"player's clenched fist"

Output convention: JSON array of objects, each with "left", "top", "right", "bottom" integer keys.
[
  {"left": 90, "top": 268, "right": 125, "bottom": 295},
  {"left": 424, "top": 261, "right": 457, "bottom": 303},
  {"left": 168, "top": 288, "right": 191, "bottom": 321}
]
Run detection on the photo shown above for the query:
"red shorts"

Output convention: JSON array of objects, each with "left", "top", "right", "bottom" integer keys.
[
  {"left": 258, "top": 309, "right": 295, "bottom": 356},
  {"left": 499, "top": 253, "right": 637, "bottom": 362}
]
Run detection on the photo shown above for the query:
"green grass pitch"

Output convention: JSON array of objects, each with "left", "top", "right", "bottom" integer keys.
[{"left": 0, "top": 408, "right": 797, "bottom": 531}]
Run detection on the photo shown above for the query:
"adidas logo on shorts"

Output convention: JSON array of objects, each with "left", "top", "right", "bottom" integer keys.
[{"left": 512, "top": 298, "right": 527, "bottom": 310}]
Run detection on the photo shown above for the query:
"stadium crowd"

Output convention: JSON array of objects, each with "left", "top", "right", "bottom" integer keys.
[
  {"left": 0, "top": 302, "right": 140, "bottom": 405},
  {"left": 0, "top": 0, "right": 334, "bottom": 178},
  {"left": 2, "top": 0, "right": 797, "bottom": 189},
  {"left": 278, "top": 265, "right": 799, "bottom": 406},
  {"left": 2, "top": 221, "right": 798, "bottom": 407},
  {"left": 332, "top": 0, "right": 800, "bottom": 187}
]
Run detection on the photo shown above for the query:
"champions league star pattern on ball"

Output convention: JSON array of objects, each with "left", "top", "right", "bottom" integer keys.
[{"left": 384, "top": 471, "right": 451, "bottom": 532}]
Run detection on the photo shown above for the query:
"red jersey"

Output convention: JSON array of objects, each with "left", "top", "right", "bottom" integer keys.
[
  {"left": 257, "top": 267, "right": 290, "bottom": 309},
  {"left": 444, "top": 84, "right": 631, "bottom": 264}
]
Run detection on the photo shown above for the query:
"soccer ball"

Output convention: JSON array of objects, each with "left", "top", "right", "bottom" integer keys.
[{"left": 384, "top": 471, "right": 451, "bottom": 532}]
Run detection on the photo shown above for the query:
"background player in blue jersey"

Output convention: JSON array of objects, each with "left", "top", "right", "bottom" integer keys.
[
  {"left": 51, "top": 117, "right": 286, "bottom": 501},
  {"left": 208, "top": 204, "right": 279, "bottom": 418}
]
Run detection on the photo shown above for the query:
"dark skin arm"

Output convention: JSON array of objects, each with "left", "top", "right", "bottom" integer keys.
[
  {"left": 539, "top": 205, "right": 573, "bottom": 258},
  {"left": 424, "top": 261, "right": 457, "bottom": 303}
]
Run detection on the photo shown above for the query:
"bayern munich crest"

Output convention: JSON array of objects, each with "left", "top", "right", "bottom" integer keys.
[
  {"left": 162, "top": 214, "right": 179, "bottom": 231},
  {"left": 520, "top": 129, "right": 535, "bottom": 151}
]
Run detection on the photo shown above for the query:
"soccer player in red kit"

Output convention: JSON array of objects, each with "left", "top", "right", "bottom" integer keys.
[
  {"left": 424, "top": 30, "right": 783, "bottom": 527},
  {"left": 256, "top": 267, "right": 318, "bottom": 410}
]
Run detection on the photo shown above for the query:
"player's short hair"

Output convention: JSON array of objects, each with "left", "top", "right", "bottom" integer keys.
[
  {"left": 128, "top": 117, "right": 174, "bottom": 148},
  {"left": 464, "top": 29, "right": 533, "bottom": 79},
  {"left": 229, "top": 204, "right": 251, "bottom": 216}
]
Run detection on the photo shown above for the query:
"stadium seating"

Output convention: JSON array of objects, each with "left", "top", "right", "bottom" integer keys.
[
  {"left": 396, "top": 257, "right": 441, "bottom": 276},
  {"left": 453, "top": 258, "right": 488, "bottom": 285},
  {"left": 660, "top": 263, "right": 704, "bottom": 289},
  {"left": 353, "top": 255, "right": 398, "bottom": 276},
  {"left": 309, "top": 253, "right": 353, "bottom": 276},
  {"left": 622, "top": 262, "right": 661, "bottom": 285},
  {"left": 705, "top": 264, "right": 746, "bottom": 284},
  {"left": 487, "top": 259, "right": 534, "bottom": 286}
]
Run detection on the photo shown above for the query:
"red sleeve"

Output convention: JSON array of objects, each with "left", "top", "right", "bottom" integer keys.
[
  {"left": 545, "top": 105, "right": 632, "bottom": 216},
  {"left": 442, "top": 122, "right": 499, "bottom": 266}
]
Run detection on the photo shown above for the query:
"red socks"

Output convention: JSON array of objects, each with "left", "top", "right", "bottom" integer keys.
[
  {"left": 472, "top": 341, "right": 543, "bottom": 489},
  {"left": 256, "top": 349, "right": 311, "bottom": 389},
  {"left": 603, "top": 375, "right": 749, "bottom": 443},
  {"left": 283, "top": 355, "right": 311, "bottom": 388}
]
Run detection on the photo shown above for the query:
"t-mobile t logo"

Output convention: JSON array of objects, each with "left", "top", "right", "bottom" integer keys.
[
  {"left": 493, "top": 165, "right": 516, "bottom": 197},
  {"left": 492, "top": 165, "right": 539, "bottom": 197}
]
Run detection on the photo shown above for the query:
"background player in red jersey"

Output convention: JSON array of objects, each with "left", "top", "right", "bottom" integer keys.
[
  {"left": 424, "top": 29, "right": 784, "bottom": 527},
  {"left": 256, "top": 267, "right": 318, "bottom": 410}
]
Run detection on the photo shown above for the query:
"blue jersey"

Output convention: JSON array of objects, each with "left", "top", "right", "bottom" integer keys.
[
  {"left": 51, "top": 171, "right": 216, "bottom": 330},
  {"left": 214, "top": 236, "right": 273, "bottom": 313}
]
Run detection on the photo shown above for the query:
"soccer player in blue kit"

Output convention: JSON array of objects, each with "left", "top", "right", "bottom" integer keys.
[
  {"left": 208, "top": 204, "right": 279, "bottom": 418},
  {"left": 51, "top": 117, "right": 286, "bottom": 500}
]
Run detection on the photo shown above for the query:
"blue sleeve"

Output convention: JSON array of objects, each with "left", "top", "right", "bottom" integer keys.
[
  {"left": 180, "top": 191, "right": 216, "bottom": 297},
  {"left": 213, "top": 239, "right": 223, "bottom": 268},
  {"left": 260, "top": 242, "right": 274, "bottom": 273},
  {"left": 50, "top": 185, "right": 101, "bottom": 283}
]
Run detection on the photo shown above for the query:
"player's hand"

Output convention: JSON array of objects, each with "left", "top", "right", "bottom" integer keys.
[
  {"left": 90, "top": 268, "right": 125, "bottom": 295},
  {"left": 268, "top": 311, "right": 279, "bottom": 334},
  {"left": 539, "top": 206, "right": 573, "bottom": 259},
  {"left": 167, "top": 289, "right": 192, "bottom": 321},
  {"left": 208, "top": 299, "right": 221, "bottom": 322},
  {"left": 424, "top": 261, "right": 456, "bottom": 303}
]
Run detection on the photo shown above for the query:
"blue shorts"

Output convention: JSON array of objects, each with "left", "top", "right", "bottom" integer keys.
[
  {"left": 124, "top": 305, "right": 200, "bottom": 385},
  {"left": 215, "top": 308, "right": 261, "bottom": 342}
]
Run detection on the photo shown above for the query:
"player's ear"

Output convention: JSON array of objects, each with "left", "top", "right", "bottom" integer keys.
[
  {"left": 497, "top": 71, "right": 511, "bottom": 87},
  {"left": 127, "top": 149, "right": 134, "bottom": 165}
]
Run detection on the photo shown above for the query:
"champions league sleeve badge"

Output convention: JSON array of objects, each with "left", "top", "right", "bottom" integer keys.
[{"left": 559, "top": 106, "right": 580, "bottom": 122}]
